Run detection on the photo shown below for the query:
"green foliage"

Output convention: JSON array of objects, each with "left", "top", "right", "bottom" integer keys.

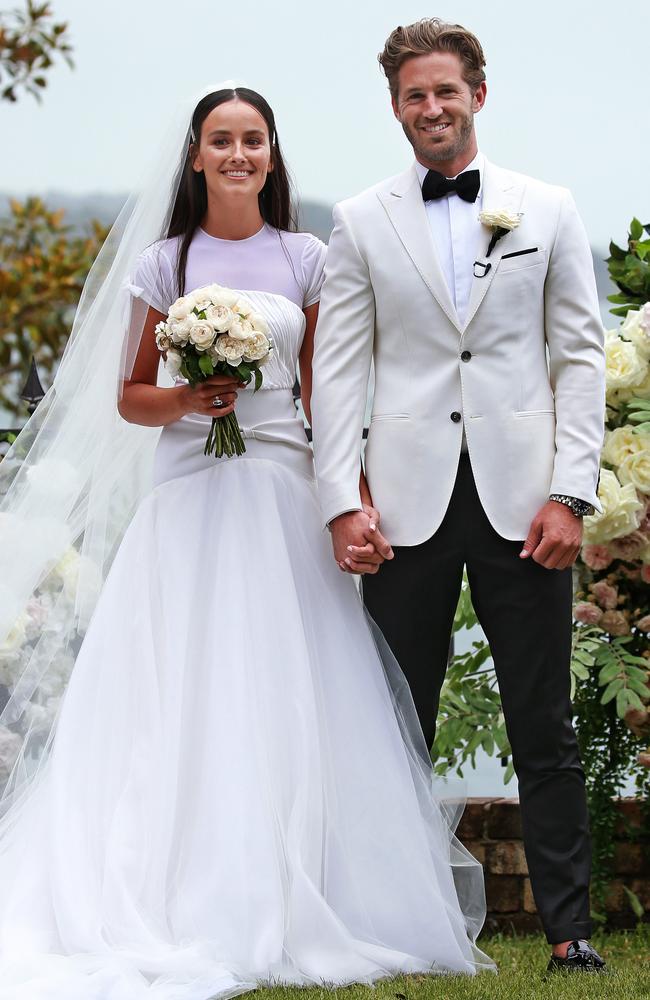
[
  {"left": 625, "top": 396, "right": 650, "bottom": 434},
  {"left": 607, "top": 218, "right": 650, "bottom": 317},
  {"left": 0, "top": 1, "right": 72, "bottom": 102},
  {"left": 0, "top": 197, "right": 108, "bottom": 417}
]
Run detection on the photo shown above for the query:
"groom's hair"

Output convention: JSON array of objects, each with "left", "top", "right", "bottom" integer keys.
[{"left": 378, "top": 18, "right": 486, "bottom": 100}]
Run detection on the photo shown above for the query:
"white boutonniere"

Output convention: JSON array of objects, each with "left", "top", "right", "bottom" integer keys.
[{"left": 474, "top": 210, "right": 523, "bottom": 277}]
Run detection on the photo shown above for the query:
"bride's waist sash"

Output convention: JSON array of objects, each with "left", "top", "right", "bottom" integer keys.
[{"left": 153, "top": 388, "right": 313, "bottom": 488}]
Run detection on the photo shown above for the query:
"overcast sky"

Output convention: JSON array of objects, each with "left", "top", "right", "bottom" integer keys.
[{"left": 2, "top": 0, "right": 649, "bottom": 250}]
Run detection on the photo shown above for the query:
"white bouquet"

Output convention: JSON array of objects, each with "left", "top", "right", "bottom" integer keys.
[{"left": 155, "top": 284, "right": 273, "bottom": 458}]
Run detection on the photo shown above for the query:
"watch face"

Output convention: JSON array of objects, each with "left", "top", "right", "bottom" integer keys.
[{"left": 574, "top": 500, "right": 593, "bottom": 516}]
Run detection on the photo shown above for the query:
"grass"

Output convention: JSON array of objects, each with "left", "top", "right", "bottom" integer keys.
[{"left": 257, "top": 928, "right": 650, "bottom": 1000}]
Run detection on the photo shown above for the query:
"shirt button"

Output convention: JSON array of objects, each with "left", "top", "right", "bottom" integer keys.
[
  {"left": 451, "top": 411, "right": 462, "bottom": 423},
  {"left": 461, "top": 350, "right": 472, "bottom": 362}
]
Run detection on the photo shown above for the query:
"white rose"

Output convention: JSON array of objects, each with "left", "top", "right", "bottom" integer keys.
[
  {"left": 618, "top": 450, "right": 650, "bottom": 495},
  {"left": 621, "top": 305, "right": 650, "bottom": 361},
  {"left": 608, "top": 366, "right": 650, "bottom": 407},
  {"left": 0, "top": 611, "right": 29, "bottom": 656},
  {"left": 213, "top": 335, "right": 245, "bottom": 365},
  {"left": 250, "top": 313, "right": 270, "bottom": 336},
  {"left": 169, "top": 317, "right": 193, "bottom": 345},
  {"left": 234, "top": 297, "right": 254, "bottom": 319},
  {"left": 583, "top": 468, "right": 644, "bottom": 544},
  {"left": 165, "top": 349, "right": 183, "bottom": 377},
  {"left": 205, "top": 285, "right": 239, "bottom": 308},
  {"left": 479, "top": 209, "right": 521, "bottom": 231},
  {"left": 205, "top": 304, "right": 235, "bottom": 333},
  {"left": 54, "top": 547, "right": 81, "bottom": 597},
  {"left": 168, "top": 295, "right": 195, "bottom": 321},
  {"left": 605, "top": 330, "right": 647, "bottom": 390},
  {"left": 154, "top": 322, "right": 171, "bottom": 351},
  {"left": 188, "top": 320, "right": 216, "bottom": 351},
  {"left": 242, "top": 332, "right": 271, "bottom": 362},
  {"left": 228, "top": 318, "right": 255, "bottom": 342},
  {"left": 602, "top": 427, "right": 650, "bottom": 468}
]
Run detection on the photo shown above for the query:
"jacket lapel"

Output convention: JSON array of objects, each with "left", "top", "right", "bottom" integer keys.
[
  {"left": 462, "top": 162, "right": 526, "bottom": 332},
  {"left": 378, "top": 166, "right": 461, "bottom": 332}
]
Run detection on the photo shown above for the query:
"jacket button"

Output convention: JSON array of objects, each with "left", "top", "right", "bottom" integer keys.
[
  {"left": 451, "top": 411, "right": 462, "bottom": 423},
  {"left": 461, "top": 350, "right": 472, "bottom": 362}
]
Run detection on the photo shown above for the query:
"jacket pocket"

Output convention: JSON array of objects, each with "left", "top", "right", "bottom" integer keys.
[
  {"left": 498, "top": 248, "right": 546, "bottom": 273},
  {"left": 513, "top": 408, "right": 554, "bottom": 417},
  {"left": 370, "top": 413, "right": 410, "bottom": 422}
]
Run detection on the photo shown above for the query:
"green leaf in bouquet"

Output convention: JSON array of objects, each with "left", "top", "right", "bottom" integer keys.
[
  {"left": 236, "top": 363, "right": 252, "bottom": 383},
  {"left": 610, "top": 305, "right": 634, "bottom": 317},
  {"left": 630, "top": 217, "right": 644, "bottom": 241},
  {"left": 254, "top": 368, "right": 263, "bottom": 392},
  {"left": 628, "top": 397, "right": 650, "bottom": 409},
  {"left": 503, "top": 759, "right": 515, "bottom": 784},
  {"left": 606, "top": 293, "right": 632, "bottom": 304},
  {"left": 198, "top": 354, "right": 214, "bottom": 376}
]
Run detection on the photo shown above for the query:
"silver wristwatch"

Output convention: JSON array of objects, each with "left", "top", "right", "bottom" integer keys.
[{"left": 549, "top": 494, "right": 594, "bottom": 518}]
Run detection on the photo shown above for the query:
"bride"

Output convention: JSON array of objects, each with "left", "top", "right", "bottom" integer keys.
[{"left": 0, "top": 85, "right": 492, "bottom": 998}]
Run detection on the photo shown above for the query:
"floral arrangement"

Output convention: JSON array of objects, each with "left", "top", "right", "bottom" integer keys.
[{"left": 155, "top": 283, "right": 273, "bottom": 458}]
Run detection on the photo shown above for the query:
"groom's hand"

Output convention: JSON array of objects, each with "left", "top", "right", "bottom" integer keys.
[
  {"left": 330, "top": 510, "right": 394, "bottom": 575},
  {"left": 520, "top": 501, "right": 583, "bottom": 570}
]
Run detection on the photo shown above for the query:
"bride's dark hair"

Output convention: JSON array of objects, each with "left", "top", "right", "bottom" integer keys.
[{"left": 167, "top": 87, "right": 298, "bottom": 294}]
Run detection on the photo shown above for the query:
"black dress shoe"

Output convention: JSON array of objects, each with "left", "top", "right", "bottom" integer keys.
[{"left": 547, "top": 939, "right": 607, "bottom": 973}]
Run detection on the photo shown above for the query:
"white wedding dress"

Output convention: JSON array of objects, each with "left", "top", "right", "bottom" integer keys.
[{"left": 0, "top": 226, "right": 491, "bottom": 999}]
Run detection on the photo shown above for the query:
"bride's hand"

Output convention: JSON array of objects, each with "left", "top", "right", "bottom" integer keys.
[{"left": 180, "top": 374, "right": 244, "bottom": 418}]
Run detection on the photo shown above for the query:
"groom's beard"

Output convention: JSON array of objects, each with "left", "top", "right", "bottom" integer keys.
[{"left": 401, "top": 111, "right": 474, "bottom": 170}]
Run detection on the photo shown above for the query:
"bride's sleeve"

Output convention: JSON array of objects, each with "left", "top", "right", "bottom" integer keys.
[
  {"left": 127, "top": 242, "right": 176, "bottom": 315},
  {"left": 301, "top": 235, "right": 328, "bottom": 308}
]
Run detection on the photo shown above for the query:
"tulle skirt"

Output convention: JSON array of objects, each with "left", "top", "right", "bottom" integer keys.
[{"left": 0, "top": 413, "right": 492, "bottom": 998}]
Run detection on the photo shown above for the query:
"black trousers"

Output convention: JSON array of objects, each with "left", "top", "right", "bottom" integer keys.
[{"left": 363, "top": 454, "right": 592, "bottom": 943}]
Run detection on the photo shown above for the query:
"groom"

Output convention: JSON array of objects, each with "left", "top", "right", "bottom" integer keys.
[{"left": 311, "top": 18, "right": 606, "bottom": 972}]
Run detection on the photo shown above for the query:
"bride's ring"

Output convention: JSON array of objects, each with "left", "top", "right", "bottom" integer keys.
[{"left": 212, "top": 396, "right": 224, "bottom": 408}]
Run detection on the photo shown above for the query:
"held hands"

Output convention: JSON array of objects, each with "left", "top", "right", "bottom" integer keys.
[
  {"left": 330, "top": 504, "right": 394, "bottom": 575},
  {"left": 179, "top": 374, "right": 245, "bottom": 419},
  {"left": 520, "top": 500, "right": 583, "bottom": 570}
]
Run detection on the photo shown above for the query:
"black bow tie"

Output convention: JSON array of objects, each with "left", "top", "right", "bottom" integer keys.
[{"left": 421, "top": 168, "right": 480, "bottom": 204}]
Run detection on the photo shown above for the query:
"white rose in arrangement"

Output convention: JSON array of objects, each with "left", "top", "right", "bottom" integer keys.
[
  {"left": 154, "top": 323, "right": 171, "bottom": 351},
  {"left": 583, "top": 468, "right": 644, "bottom": 544},
  {"left": 608, "top": 366, "right": 650, "bottom": 406},
  {"left": 618, "top": 450, "right": 650, "bottom": 495},
  {"left": 188, "top": 321, "right": 216, "bottom": 351},
  {"left": 206, "top": 285, "right": 239, "bottom": 308},
  {"left": 479, "top": 209, "right": 522, "bottom": 231},
  {"left": 0, "top": 611, "right": 29, "bottom": 656},
  {"left": 250, "top": 313, "right": 270, "bottom": 336},
  {"left": 214, "top": 335, "right": 245, "bottom": 365},
  {"left": 233, "top": 297, "right": 254, "bottom": 319},
  {"left": 243, "top": 333, "right": 271, "bottom": 362},
  {"left": 168, "top": 295, "right": 195, "bottom": 321},
  {"left": 621, "top": 304, "right": 650, "bottom": 361},
  {"left": 228, "top": 318, "right": 255, "bottom": 342},
  {"left": 169, "top": 317, "right": 193, "bottom": 345},
  {"left": 165, "top": 349, "right": 183, "bottom": 378},
  {"left": 605, "top": 330, "right": 647, "bottom": 390},
  {"left": 205, "top": 304, "right": 235, "bottom": 333},
  {"left": 602, "top": 426, "right": 650, "bottom": 468},
  {"left": 54, "top": 547, "right": 81, "bottom": 597}
]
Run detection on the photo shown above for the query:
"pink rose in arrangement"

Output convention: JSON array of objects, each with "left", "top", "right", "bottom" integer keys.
[
  {"left": 609, "top": 531, "right": 649, "bottom": 562},
  {"left": 581, "top": 545, "right": 614, "bottom": 571},
  {"left": 638, "top": 751, "right": 650, "bottom": 769},
  {"left": 636, "top": 615, "right": 650, "bottom": 633},
  {"left": 590, "top": 580, "right": 619, "bottom": 610},
  {"left": 600, "top": 610, "right": 630, "bottom": 636},
  {"left": 574, "top": 602, "right": 603, "bottom": 626}
]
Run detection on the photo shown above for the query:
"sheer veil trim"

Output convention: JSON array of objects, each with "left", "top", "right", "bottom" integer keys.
[{"left": 0, "top": 82, "right": 238, "bottom": 815}]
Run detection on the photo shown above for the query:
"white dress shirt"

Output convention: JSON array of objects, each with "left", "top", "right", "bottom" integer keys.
[{"left": 414, "top": 151, "right": 484, "bottom": 328}]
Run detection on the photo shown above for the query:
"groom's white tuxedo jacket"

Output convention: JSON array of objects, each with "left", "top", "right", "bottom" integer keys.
[{"left": 311, "top": 159, "right": 606, "bottom": 546}]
